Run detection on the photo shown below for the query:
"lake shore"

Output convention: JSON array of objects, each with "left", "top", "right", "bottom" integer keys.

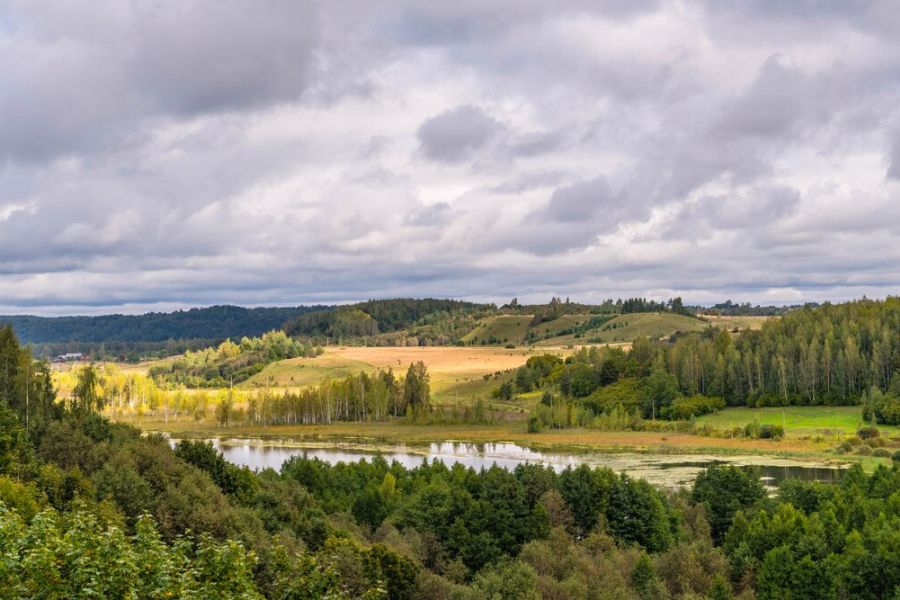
[{"left": 120, "top": 415, "right": 872, "bottom": 468}]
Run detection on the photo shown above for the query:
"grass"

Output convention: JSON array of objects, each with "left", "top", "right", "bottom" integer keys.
[
  {"left": 243, "top": 345, "right": 554, "bottom": 404},
  {"left": 696, "top": 406, "right": 900, "bottom": 437},
  {"left": 243, "top": 354, "right": 372, "bottom": 388},
  {"left": 543, "top": 312, "right": 707, "bottom": 345},
  {"left": 699, "top": 314, "right": 775, "bottom": 331},
  {"left": 461, "top": 315, "right": 533, "bottom": 344}
]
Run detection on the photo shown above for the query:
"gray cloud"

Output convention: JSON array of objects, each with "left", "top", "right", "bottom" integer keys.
[
  {"left": 417, "top": 105, "right": 503, "bottom": 163},
  {"left": 1, "top": 0, "right": 900, "bottom": 313},
  {"left": 889, "top": 131, "right": 900, "bottom": 179}
]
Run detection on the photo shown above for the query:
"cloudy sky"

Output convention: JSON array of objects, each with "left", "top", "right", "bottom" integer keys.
[{"left": 2, "top": 1, "right": 900, "bottom": 315}]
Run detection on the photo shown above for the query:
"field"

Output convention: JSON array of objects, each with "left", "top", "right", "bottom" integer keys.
[
  {"left": 697, "top": 406, "right": 899, "bottom": 437},
  {"left": 553, "top": 312, "right": 707, "bottom": 344},
  {"left": 700, "top": 314, "right": 775, "bottom": 331},
  {"left": 242, "top": 345, "right": 569, "bottom": 404},
  {"left": 460, "top": 315, "right": 533, "bottom": 344}
]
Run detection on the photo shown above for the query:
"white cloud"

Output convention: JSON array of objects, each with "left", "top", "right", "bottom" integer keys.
[{"left": 1, "top": 0, "right": 899, "bottom": 313}]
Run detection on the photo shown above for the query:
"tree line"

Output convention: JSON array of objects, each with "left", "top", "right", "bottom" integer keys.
[{"left": 514, "top": 299, "right": 900, "bottom": 429}]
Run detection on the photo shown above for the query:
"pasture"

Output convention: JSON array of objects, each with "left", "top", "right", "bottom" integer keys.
[
  {"left": 562, "top": 312, "right": 707, "bottom": 344},
  {"left": 700, "top": 314, "right": 775, "bottom": 331},
  {"left": 696, "top": 405, "right": 899, "bottom": 437},
  {"left": 244, "top": 345, "right": 571, "bottom": 404}
]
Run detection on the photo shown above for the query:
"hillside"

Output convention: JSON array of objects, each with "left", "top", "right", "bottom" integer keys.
[
  {"left": 1, "top": 305, "right": 325, "bottom": 344},
  {"left": 556, "top": 312, "right": 708, "bottom": 344}
]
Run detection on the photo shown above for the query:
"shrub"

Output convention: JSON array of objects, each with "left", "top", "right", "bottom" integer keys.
[
  {"left": 743, "top": 421, "right": 785, "bottom": 440},
  {"left": 758, "top": 424, "right": 785, "bottom": 440},
  {"left": 857, "top": 426, "right": 880, "bottom": 440},
  {"left": 856, "top": 445, "right": 873, "bottom": 456},
  {"left": 872, "top": 448, "right": 892, "bottom": 458},
  {"left": 661, "top": 395, "right": 725, "bottom": 420}
]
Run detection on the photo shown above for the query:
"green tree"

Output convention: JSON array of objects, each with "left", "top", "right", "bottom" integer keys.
[
  {"left": 692, "top": 465, "right": 765, "bottom": 544},
  {"left": 403, "top": 362, "right": 430, "bottom": 412},
  {"left": 72, "top": 365, "right": 102, "bottom": 414}
]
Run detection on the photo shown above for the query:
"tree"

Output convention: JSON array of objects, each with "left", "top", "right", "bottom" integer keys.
[
  {"left": 72, "top": 365, "right": 102, "bottom": 414},
  {"left": 692, "top": 465, "right": 765, "bottom": 544},
  {"left": 403, "top": 362, "right": 430, "bottom": 411},
  {"left": 643, "top": 369, "right": 680, "bottom": 420}
]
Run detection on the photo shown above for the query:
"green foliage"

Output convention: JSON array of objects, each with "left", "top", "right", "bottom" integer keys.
[
  {"left": 472, "top": 560, "right": 540, "bottom": 599},
  {"left": 403, "top": 361, "right": 430, "bottom": 413},
  {"left": 284, "top": 298, "right": 486, "bottom": 340},
  {"left": 722, "top": 464, "right": 900, "bottom": 599},
  {"left": 175, "top": 440, "right": 257, "bottom": 503},
  {"left": 149, "top": 330, "right": 311, "bottom": 388},
  {"left": 661, "top": 395, "right": 725, "bottom": 420},
  {"left": 0, "top": 504, "right": 262, "bottom": 599},
  {"left": 862, "top": 382, "right": 900, "bottom": 425},
  {"left": 742, "top": 420, "right": 785, "bottom": 440},
  {"left": 692, "top": 465, "right": 766, "bottom": 544}
]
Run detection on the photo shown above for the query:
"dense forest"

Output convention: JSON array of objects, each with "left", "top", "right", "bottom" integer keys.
[
  {"left": 510, "top": 299, "right": 900, "bottom": 429},
  {"left": 3, "top": 323, "right": 900, "bottom": 597},
  {"left": 283, "top": 299, "right": 488, "bottom": 339},
  {"left": 691, "top": 301, "right": 807, "bottom": 317},
  {"left": 2, "top": 305, "right": 325, "bottom": 345}
]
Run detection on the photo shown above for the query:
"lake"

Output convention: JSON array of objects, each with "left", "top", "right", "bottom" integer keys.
[{"left": 191, "top": 438, "right": 846, "bottom": 489}]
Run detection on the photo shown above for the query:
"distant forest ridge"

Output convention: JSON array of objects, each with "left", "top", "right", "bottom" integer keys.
[
  {"left": 0, "top": 305, "right": 328, "bottom": 344},
  {"left": 1, "top": 296, "right": 804, "bottom": 350}
]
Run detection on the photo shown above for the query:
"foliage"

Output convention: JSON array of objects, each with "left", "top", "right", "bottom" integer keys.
[
  {"left": 149, "top": 330, "right": 319, "bottom": 388},
  {"left": 0, "top": 505, "right": 263, "bottom": 599},
  {"left": 661, "top": 395, "right": 725, "bottom": 420},
  {"left": 692, "top": 465, "right": 766, "bottom": 544},
  {"left": 2, "top": 304, "right": 323, "bottom": 344}
]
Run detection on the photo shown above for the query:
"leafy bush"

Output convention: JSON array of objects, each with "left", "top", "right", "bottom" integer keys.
[
  {"left": 857, "top": 426, "right": 880, "bottom": 440},
  {"left": 742, "top": 421, "right": 784, "bottom": 440},
  {"left": 660, "top": 395, "right": 725, "bottom": 420}
]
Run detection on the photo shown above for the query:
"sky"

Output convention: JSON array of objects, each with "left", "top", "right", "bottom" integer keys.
[{"left": 2, "top": 1, "right": 900, "bottom": 315}]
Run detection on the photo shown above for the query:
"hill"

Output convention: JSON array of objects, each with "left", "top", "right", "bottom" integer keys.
[
  {"left": 1, "top": 305, "right": 325, "bottom": 344},
  {"left": 564, "top": 312, "right": 708, "bottom": 344}
]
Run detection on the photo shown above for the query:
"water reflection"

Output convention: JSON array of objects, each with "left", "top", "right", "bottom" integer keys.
[{"left": 196, "top": 439, "right": 846, "bottom": 489}]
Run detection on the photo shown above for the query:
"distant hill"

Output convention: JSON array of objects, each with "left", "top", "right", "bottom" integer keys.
[
  {"left": 2, "top": 296, "right": 762, "bottom": 359},
  {"left": 1, "top": 305, "right": 326, "bottom": 344}
]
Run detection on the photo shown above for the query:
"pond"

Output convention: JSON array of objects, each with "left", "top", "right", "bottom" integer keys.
[{"left": 192, "top": 438, "right": 847, "bottom": 490}]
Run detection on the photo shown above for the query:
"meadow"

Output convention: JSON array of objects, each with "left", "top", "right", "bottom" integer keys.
[
  {"left": 696, "top": 405, "right": 899, "bottom": 437},
  {"left": 242, "top": 345, "right": 565, "bottom": 404}
]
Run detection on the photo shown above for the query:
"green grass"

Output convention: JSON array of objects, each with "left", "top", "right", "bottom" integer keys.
[
  {"left": 697, "top": 406, "right": 900, "bottom": 437},
  {"left": 461, "top": 315, "right": 533, "bottom": 344},
  {"left": 540, "top": 312, "right": 707, "bottom": 345},
  {"left": 242, "top": 355, "right": 373, "bottom": 388}
]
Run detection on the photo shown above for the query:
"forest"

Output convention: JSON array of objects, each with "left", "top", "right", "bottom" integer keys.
[
  {"left": 514, "top": 298, "right": 900, "bottom": 430},
  {"left": 4, "top": 323, "right": 900, "bottom": 597},
  {"left": 2, "top": 305, "right": 325, "bottom": 346}
]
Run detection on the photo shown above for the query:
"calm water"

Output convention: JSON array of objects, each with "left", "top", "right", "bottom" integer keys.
[{"left": 196, "top": 439, "right": 845, "bottom": 489}]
